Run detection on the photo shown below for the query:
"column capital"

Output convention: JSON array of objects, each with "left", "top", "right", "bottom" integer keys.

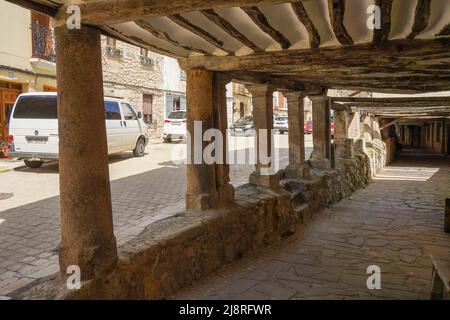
[
  {"left": 247, "top": 83, "right": 276, "bottom": 97},
  {"left": 282, "top": 91, "right": 306, "bottom": 100},
  {"left": 308, "top": 94, "right": 328, "bottom": 103}
]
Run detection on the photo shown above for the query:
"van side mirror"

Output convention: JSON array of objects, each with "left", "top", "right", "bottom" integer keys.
[{"left": 138, "top": 111, "right": 142, "bottom": 119}]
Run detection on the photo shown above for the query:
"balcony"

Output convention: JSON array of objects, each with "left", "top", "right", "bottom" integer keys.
[{"left": 30, "top": 22, "right": 56, "bottom": 72}]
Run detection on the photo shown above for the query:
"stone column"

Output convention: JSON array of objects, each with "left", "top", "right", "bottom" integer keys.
[
  {"left": 283, "top": 91, "right": 310, "bottom": 178},
  {"left": 347, "top": 111, "right": 361, "bottom": 139},
  {"left": 363, "top": 115, "right": 373, "bottom": 143},
  {"left": 308, "top": 94, "right": 331, "bottom": 170},
  {"left": 247, "top": 84, "right": 279, "bottom": 189},
  {"left": 334, "top": 109, "right": 355, "bottom": 161},
  {"left": 213, "top": 73, "right": 234, "bottom": 203},
  {"left": 186, "top": 68, "right": 218, "bottom": 210},
  {"left": 55, "top": 26, "right": 117, "bottom": 279}
]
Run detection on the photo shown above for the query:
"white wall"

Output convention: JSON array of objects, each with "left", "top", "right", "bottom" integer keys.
[{"left": 163, "top": 56, "right": 186, "bottom": 117}]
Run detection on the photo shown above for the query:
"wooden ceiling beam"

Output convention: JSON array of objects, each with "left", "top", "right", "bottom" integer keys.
[
  {"left": 181, "top": 38, "right": 450, "bottom": 92},
  {"left": 291, "top": 2, "right": 320, "bottom": 48},
  {"left": 373, "top": 0, "right": 393, "bottom": 43},
  {"left": 331, "top": 96, "right": 450, "bottom": 105},
  {"left": 438, "top": 23, "right": 450, "bottom": 36},
  {"left": 200, "top": 9, "right": 265, "bottom": 52},
  {"left": 167, "top": 14, "right": 235, "bottom": 55},
  {"left": 407, "top": 0, "right": 432, "bottom": 39},
  {"left": 135, "top": 20, "right": 212, "bottom": 55},
  {"left": 327, "top": 0, "right": 353, "bottom": 45},
  {"left": 52, "top": 0, "right": 305, "bottom": 26},
  {"left": 5, "top": 0, "right": 58, "bottom": 17},
  {"left": 219, "top": 70, "right": 309, "bottom": 92},
  {"left": 101, "top": 25, "right": 181, "bottom": 58},
  {"left": 241, "top": 6, "right": 291, "bottom": 49}
]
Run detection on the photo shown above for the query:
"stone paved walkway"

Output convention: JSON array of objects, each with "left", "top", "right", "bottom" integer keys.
[
  {"left": 0, "top": 142, "right": 296, "bottom": 297},
  {"left": 174, "top": 151, "right": 450, "bottom": 300}
]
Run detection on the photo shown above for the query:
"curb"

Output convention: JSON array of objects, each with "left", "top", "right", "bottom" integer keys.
[{"left": 0, "top": 168, "right": 12, "bottom": 174}]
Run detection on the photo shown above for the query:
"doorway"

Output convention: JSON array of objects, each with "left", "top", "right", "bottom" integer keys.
[{"left": 0, "top": 82, "right": 22, "bottom": 141}]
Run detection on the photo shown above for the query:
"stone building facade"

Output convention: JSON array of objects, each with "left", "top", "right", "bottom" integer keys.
[
  {"left": 101, "top": 36, "right": 165, "bottom": 137},
  {"left": 231, "top": 82, "right": 252, "bottom": 123},
  {"left": 163, "top": 56, "right": 187, "bottom": 118}
]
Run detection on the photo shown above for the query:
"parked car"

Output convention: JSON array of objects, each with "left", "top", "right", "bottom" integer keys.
[
  {"left": 274, "top": 115, "right": 288, "bottom": 134},
  {"left": 162, "top": 111, "right": 187, "bottom": 142},
  {"left": 230, "top": 115, "right": 254, "bottom": 135},
  {"left": 304, "top": 120, "right": 313, "bottom": 134},
  {"left": 303, "top": 120, "right": 335, "bottom": 138},
  {"left": 8, "top": 92, "right": 149, "bottom": 168}
]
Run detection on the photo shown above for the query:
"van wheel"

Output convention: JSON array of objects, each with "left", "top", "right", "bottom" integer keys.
[
  {"left": 133, "top": 138, "right": 146, "bottom": 157},
  {"left": 24, "top": 160, "right": 43, "bottom": 168}
]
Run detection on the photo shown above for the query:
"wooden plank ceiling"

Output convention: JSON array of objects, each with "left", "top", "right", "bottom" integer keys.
[
  {"left": 331, "top": 96, "right": 450, "bottom": 118},
  {"left": 6, "top": 0, "right": 450, "bottom": 93}
]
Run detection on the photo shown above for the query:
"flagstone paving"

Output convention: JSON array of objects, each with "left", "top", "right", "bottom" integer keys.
[{"left": 174, "top": 153, "right": 450, "bottom": 300}]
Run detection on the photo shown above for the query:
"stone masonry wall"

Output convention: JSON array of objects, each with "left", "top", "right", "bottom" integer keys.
[
  {"left": 101, "top": 37, "right": 166, "bottom": 137},
  {"left": 15, "top": 137, "right": 386, "bottom": 300}
]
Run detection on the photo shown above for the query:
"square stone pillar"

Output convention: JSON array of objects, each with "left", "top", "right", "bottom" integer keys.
[
  {"left": 186, "top": 68, "right": 218, "bottom": 210},
  {"left": 333, "top": 110, "right": 348, "bottom": 140},
  {"left": 308, "top": 94, "right": 332, "bottom": 170},
  {"left": 347, "top": 111, "right": 361, "bottom": 139},
  {"left": 55, "top": 26, "right": 118, "bottom": 280},
  {"left": 283, "top": 91, "right": 310, "bottom": 178},
  {"left": 247, "top": 84, "right": 279, "bottom": 189},
  {"left": 333, "top": 109, "right": 355, "bottom": 161},
  {"left": 363, "top": 114, "right": 373, "bottom": 143},
  {"left": 212, "top": 73, "right": 234, "bottom": 203}
]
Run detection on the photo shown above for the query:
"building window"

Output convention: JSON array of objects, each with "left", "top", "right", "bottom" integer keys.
[
  {"left": 105, "top": 37, "right": 123, "bottom": 58},
  {"left": 43, "top": 85, "right": 56, "bottom": 92},
  {"left": 143, "top": 94, "right": 153, "bottom": 123},
  {"left": 31, "top": 12, "right": 55, "bottom": 62},
  {"left": 165, "top": 94, "right": 186, "bottom": 117},
  {"left": 106, "top": 37, "right": 116, "bottom": 48},
  {"left": 140, "top": 48, "right": 154, "bottom": 66}
]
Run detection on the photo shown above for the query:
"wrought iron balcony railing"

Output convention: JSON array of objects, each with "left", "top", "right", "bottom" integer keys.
[{"left": 31, "top": 22, "right": 56, "bottom": 63}]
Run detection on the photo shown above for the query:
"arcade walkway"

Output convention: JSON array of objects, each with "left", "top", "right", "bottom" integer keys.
[{"left": 174, "top": 150, "right": 450, "bottom": 299}]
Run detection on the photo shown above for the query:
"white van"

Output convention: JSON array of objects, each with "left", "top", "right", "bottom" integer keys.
[{"left": 8, "top": 92, "right": 149, "bottom": 168}]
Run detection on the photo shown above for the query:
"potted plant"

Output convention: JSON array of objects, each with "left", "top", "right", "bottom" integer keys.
[{"left": 0, "top": 140, "right": 8, "bottom": 158}]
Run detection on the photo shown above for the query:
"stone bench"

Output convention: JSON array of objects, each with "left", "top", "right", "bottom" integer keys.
[{"left": 430, "top": 255, "right": 450, "bottom": 300}]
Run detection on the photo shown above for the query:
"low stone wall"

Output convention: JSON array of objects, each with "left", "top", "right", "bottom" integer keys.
[{"left": 14, "top": 149, "right": 382, "bottom": 300}]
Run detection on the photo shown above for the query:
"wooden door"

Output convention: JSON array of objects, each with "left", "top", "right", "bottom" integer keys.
[
  {"left": 143, "top": 94, "right": 153, "bottom": 123},
  {"left": 0, "top": 90, "right": 21, "bottom": 141}
]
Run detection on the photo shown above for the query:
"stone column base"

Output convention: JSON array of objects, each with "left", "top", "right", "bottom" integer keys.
[
  {"left": 308, "top": 151, "right": 331, "bottom": 170},
  {"left": 218, "top": 183, "right": 235, "bottom": 204},
  {"left": 249, "top": 170, "right": 280, "bottom": 189},
  {"left": 335, "top": 138, "right": 355, "bottom": 160},
  {"left": 186, "top": 192, "right": 217, "bottom": 211},
  {"left": 284, "top": 164, "right": 310, "bottom": 179}
]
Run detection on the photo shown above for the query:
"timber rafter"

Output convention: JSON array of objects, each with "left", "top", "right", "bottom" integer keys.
[{"left": 241, "top": 6, "right": 291, "bottom": 49}]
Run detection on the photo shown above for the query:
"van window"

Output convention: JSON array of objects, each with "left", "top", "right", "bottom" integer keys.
[
  {"left": 167, "top": 111, "right": 186, "bottom": 120},
  {"left": 13, "top": 95, "right": 57, "bottom": 119},
  {"left": 105, "top": 101, "right": 121, "bottom": 120},
  {"left": 121, "top": 103, "right": 137, "bottom": 120},
  {"left": 13, "top": 96, "right": 122, "bottom": 120}
]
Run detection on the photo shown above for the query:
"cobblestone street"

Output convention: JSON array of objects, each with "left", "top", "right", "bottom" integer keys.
[
  {"left": 0, "top": 134, "right": 297, "bottom": 296},
  {"left": 174, "top": 152, "right": 450, "bottom": 300}
]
